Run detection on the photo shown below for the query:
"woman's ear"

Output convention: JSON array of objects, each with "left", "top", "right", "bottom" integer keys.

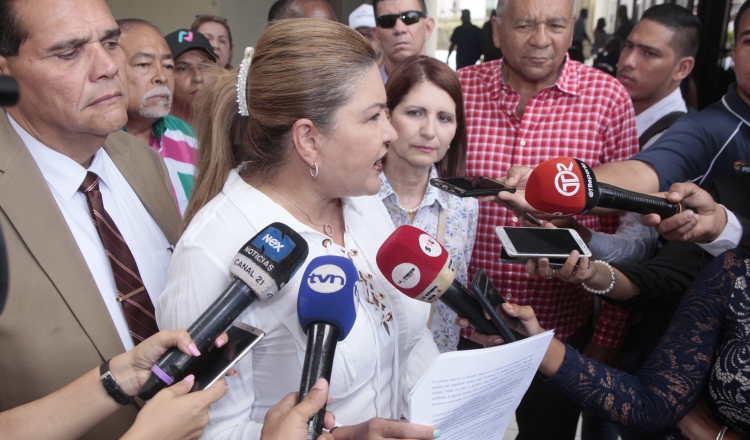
[{"left": 290, "top": 118, "right": 321, "bottom": 168}]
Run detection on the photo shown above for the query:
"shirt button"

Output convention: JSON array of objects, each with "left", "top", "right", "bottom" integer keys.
[
  {"left": 506, "top": 293, "right": 512, "bottom": 300},
  {"left": 506, "top": 110, "right": 513, "bottom": 117},
  {"left": 348, "top": 249, "right": 359, "bottom": 257},
  {"left": 322, "top": 239, "right": 332, "bottom": 248},
  {"left": 365, "top": 273, "right": 373, "bottom": 280},
  {"left": 520, "top": 140, "right": 526, "bottom": 146}
]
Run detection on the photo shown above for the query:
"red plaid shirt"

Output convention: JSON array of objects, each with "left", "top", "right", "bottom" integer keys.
[{"left": 458, "top": 58, "right": 639, "bottom": 347}]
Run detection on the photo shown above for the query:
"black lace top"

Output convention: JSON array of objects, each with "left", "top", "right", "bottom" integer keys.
[{"left": 547, "top": 247, "right": 750, "bottom": 439}]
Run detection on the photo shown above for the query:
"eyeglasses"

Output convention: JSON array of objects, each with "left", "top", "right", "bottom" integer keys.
[{"left": 376, "top": 10, "right": 426, "bottom": 28}]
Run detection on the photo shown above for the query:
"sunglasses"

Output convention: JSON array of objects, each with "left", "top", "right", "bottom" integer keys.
[{"left": 376, "top": 10, "right": 427, "bottom": 28}]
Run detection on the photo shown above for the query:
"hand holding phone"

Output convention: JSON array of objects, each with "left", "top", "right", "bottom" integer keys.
[
  {"left": 185, "top": 322, "right": 264, "bottom": 392},
  {"left": 430, "top": 176, "right": 516, "bottom": 197},
  {"left": 470, "top": 269, "right": 527, "bottom": 343}
]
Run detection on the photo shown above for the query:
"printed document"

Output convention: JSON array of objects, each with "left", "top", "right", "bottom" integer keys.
[{"left": 407, "top": 331, "right": 555, "bottom": 439}]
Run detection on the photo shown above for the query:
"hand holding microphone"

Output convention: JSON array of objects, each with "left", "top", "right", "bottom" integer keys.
[
  {"left": 642, "top": 182, "right": 728, "bottom": 244},
  {"left": 525, "top": 157, "right": 691, "bottom": 218},
  {"left": 138, "top": 223, "right": 309, "bottom": 400},
  {"left": 296, "top": 255, "right": 358, "bottom": 440}
]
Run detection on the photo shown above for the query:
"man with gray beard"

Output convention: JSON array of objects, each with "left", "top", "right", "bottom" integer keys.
[{"left": 118, "top": 19, "right": 198, "bottom": 215}]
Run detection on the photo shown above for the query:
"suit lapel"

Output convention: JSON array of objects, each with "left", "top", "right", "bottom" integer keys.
[
  {"left": 0, "top": 111, "right": 125, "bottom": 360},
  {"left": 104, "top": 131, "right": 182, "bottom": 245}
]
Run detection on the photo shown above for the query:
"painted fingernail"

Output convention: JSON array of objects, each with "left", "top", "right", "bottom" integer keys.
[
  {"left": 215, "top": 338, "right": 226, "bottom": 348},
  {"left": 188, "top": 343, "right": 201, "bottom": 356},
  {"left": 434, "top": 429, "right": 442, "bottom": 438},
  {"left": 183, "top": 374, "right": 195, "bottom": 383}
]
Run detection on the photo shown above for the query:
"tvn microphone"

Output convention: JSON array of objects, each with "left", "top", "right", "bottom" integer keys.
[
  {"left": 297, "top": 255, "right": 358, "bottom": 440},
  {"left": 526, "top": 157, "right": 689, "bottom": 218},
  {"left": 376, "top": 225, "right": 503, "bottom": 337},
  {"left": 137, "top": 223, "right": 308, "bottom": 400}
]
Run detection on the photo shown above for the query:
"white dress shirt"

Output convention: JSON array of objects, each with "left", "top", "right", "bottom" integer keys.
[
  {"left": 698, "top": 207, "right": 743, "bottom": 257},
  {"left": 156, "top": 169, "right": 438, "bottom": 440},
  {"left": 9, "top": 114, "right": 173, "bottom": 351},
  {"left": 636, "top": 87, "right": 688, "bottom": 150}
]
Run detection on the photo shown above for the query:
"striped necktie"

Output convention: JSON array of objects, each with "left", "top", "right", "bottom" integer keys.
[{"left": 79, "top": 171, "right": 158, "bottom": 345}]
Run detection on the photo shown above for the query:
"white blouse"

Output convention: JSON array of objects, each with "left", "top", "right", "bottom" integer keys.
[{"left": 156, "top": 170, "right": 439, "bottom": 440}]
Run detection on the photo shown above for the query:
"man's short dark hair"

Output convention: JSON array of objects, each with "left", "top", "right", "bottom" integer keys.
[
  {"left": 641, "top": 4, "right": 700, "bottom": 59},
  {"left": 0, "top": 0, "right": 29, "bottom": 57},
  {"left": 268, "top": 0, "right": 336, "bottom": 21},
  {"left": 116, "top": 18, "right": 161, "bottom": 34},
  {"left": 373, "top": 0, "right": 428, "bottom": 17},
  {"left": 735, "top": 0, "right": 750, "bottom": 44}
]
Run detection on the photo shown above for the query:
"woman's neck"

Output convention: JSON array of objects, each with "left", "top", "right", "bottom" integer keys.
[
  {"left": 383, "top": 157, "right": 432, "bottom": 212},
  {"left": 258, "top": 170, "right": 345, "bottom": 245}
]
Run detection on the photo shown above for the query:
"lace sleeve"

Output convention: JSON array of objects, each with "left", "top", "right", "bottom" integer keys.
[{"left": 545, "top": 249, "right": 742, "bottom": 435}]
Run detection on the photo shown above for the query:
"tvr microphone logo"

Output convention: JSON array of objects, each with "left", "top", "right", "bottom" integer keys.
[
  {"left": 554, "top": 162, "right": 580, "bottom": 197},
  {"left": 306, "top": 264, "right": 347, "bottom": 294}
]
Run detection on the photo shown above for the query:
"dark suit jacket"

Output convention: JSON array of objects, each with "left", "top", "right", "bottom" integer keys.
[{"left": 0, "top": 109, "right": 182, "bottom": 439}]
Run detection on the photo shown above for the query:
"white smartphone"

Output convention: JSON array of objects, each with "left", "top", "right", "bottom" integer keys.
[
  {"left": 186, "top": 322, "right": 264, "bottom": 392},
  {"left": 495, "top": 226, "right": 592, "bottom": 259}
]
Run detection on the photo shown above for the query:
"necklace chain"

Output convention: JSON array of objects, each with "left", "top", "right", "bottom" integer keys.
[
  {"left": 266, "top": 182, "right": 335, "bottom": 237},
  {"left": 397, "top": 200, "right": 422, "bottom": 214}
]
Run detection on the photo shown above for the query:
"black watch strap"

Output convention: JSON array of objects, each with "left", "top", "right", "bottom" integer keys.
[{"left": 99, "top": 359, "right": 134, "bottom": 405}]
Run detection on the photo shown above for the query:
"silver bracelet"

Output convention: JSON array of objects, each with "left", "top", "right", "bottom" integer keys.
[
  {"left": 716, "top": 425, "right": 728, "bottom": 440},
  {"left": 582, "top": 260, "right": 616, "bottom": 295}
]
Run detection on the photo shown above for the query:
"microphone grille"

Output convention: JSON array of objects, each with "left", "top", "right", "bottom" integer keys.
[{"left": 526, "top": 157, "right": 599, "bottom": 215}]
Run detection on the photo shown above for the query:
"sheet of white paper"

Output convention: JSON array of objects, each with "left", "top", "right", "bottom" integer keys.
[{"left": 407, "top": 331, "right": 554, "bottom": 440}]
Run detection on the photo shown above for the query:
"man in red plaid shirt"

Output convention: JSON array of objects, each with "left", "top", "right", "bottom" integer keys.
[{"left": 456, "top": 0, "right": 639, "bottom": 438}]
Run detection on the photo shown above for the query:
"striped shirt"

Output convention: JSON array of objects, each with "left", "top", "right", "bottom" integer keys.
[{"left": 148, "top": 115, "right": 197, "bottom": 215}]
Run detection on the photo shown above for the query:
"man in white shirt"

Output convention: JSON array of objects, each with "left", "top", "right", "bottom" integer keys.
[
  {"left": 616, "top": 3, "right": 698, "bottom": 149},
  {"left": 0, "top": 0, "right": 190, "bottom": 438}
]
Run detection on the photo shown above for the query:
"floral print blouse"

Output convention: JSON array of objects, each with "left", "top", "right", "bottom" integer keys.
[{"left": 379, "top": 165, "right": 479, "bottom": 352}]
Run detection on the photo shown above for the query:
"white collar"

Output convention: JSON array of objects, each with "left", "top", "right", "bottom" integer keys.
[
  {"left": 635, "top": 88, "right": 687, "bottom": 137},
  {"left": 6, "top": 113, "right": 111, "bottom": 203}
]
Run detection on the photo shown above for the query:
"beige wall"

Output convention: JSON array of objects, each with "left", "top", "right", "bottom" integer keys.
[
  {"left": 107, "top": 0, "right": 438, "bottom": 65},
  {"left": 107, "top": 0, "right": 220, "bottom": 35}
]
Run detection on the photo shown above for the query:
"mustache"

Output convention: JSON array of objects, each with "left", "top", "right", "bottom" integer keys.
[{"left": 141, "top": 85, "right": 172, "bottom": 105}]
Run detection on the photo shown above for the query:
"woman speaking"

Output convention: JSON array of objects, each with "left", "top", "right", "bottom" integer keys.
[{"left": 155, "top": 19, "right": 440, "bottom": 440}]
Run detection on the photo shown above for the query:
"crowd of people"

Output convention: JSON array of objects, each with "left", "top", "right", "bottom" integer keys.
[{"left": 0, "top": 0, "right": 748, "bottom": 439}]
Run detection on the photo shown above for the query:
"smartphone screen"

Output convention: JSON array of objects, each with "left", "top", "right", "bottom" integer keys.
[
  {"left": 497, "top": 227, "right": 590, "bottom": 258},
  {"left": 187, "top": 323, "right": 264, "bottom": 392}
]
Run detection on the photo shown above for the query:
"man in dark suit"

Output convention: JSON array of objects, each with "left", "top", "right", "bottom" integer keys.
[{"left": 0, "top": 0, "right": 204, "bottom": 437}]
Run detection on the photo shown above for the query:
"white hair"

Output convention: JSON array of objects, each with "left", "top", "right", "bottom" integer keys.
[{"left": 496, "top": 0, "right": 576, "bottom": 23}]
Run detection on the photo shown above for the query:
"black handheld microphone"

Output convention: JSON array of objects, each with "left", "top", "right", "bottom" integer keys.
[
  {"left": 375, "top": 225, "right": 503, "bottom": 336},
  {"left": 0, "top": 76, "right": 20, "bottom": 107},
  {"left": 526, "top": 157, "right": 690, "bottom": 218},
  {"left": 297, "top": 255, "right": 358, "bottom": 440},
  {"left": 137, "top": 223, "right": 309, "bottom": 400}
]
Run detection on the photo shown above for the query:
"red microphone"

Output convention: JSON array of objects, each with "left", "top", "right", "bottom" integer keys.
[
  {"left": 376, "top": 225, "right": 504, "bottom": 336},
  {"left": 526, "top": 157, "right": 688, "bottom": 218}
]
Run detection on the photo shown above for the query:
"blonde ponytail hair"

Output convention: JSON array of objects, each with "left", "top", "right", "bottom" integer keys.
[{"left": 184, "top": 19, "right": 375, "bottom": 227}]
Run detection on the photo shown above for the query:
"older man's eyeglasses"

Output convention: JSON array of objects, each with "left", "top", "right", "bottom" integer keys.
[{"left": 376, "top": 10, "right": 426, "bottom": 28}]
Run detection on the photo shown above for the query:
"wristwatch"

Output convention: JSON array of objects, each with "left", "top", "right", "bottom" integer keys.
[{"left": 99, "top": 359, "right": 134, "bottom": 405}]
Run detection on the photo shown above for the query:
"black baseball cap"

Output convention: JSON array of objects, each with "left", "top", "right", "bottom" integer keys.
[{"left": 164, "top": 29, "right": 217, "bottom": 61}]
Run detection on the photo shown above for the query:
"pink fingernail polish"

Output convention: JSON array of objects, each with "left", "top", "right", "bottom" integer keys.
[{"left": 188, "top": 343, "right": 201, "bottom": 356}]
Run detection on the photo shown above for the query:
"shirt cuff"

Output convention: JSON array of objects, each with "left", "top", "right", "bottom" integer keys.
[{"left": 697, "top": 206, "right": 742, "bottom": 257}]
